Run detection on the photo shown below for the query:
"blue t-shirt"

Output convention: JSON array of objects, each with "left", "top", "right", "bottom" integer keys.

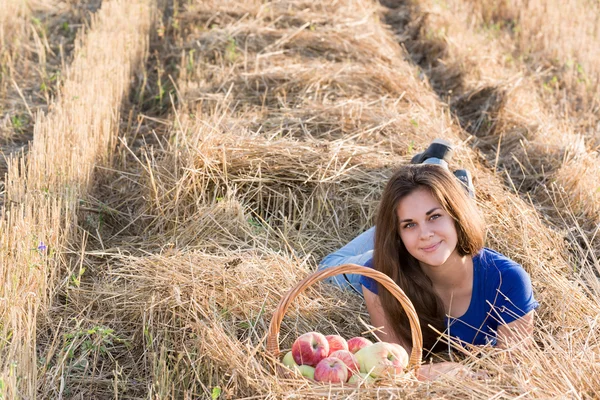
[{"left": 359, "top": 248, "right": 539, "bottom": 346}]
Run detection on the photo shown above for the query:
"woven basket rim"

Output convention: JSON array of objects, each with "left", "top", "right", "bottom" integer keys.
[{"left": 266, "top": 263, "right": 423, "bottom": 371}]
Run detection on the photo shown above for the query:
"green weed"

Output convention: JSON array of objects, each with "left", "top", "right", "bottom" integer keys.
[
  {"left": 186, "top": 49, "right": 196, "bottom": 74},
  {"left": 225, "top": 37, "right": 239, "bottom": 62},
  {"left": 10, "top": 115, "right": 24, "bottom": 131},
  {"left": 69, "top": 265, "right": 85, "bottom": 288},
  {"left": 61, "top": 21, "right": 70, "bottom": 35},
  {"left": 543, "top": 75, "right": 559, "bottom": 92},
  {"left": 63, "top": 325, "right": 130, "bottom": 362}
]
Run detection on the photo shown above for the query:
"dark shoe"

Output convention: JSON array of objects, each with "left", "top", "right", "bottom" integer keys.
[
  {"left": 410, "top": 138, "right": 454, "bottom": 168},
  {"left": 412, "top": 138, "right": 475, "bottom": 198},
  {"left": 453, "top": 169, "right": 475, "bottom": 198}
]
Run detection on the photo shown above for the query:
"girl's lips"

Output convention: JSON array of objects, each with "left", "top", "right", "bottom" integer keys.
[{"left": 421, "top": 241, "right": 441, "bottom": 252}]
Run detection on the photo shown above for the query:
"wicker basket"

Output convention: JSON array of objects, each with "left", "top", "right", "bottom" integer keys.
[{"left": 266, "top": 263, "right": 423, "bottom": 376}]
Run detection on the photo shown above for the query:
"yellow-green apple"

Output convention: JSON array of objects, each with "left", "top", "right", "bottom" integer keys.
[
  {"left": 325, "top": 334, "right": 348, "bottom": 355},
  {"left": 329, "top": 350, "right": 359, "bottom": 378},
  {"left": 387, "top": 343, "right": 409, "bottom": 370},
  {"left": 282, "top": 351, "right": 297, "bottom": 368},
  {"left": 314, "top": 357, "right": 348, "bottom": 383},
  {"left": 355, "top": 342, "right": 407, "bottom": 377},
  {"left": 348, "top": 372, "right": 375, "bottom": 385},
  {"left": 292, "top": 332, "right": 330, "bottom": 367},
  {"left": 347, "top": 337, "right": 373, "bottom": 354},
  {"left": 295, "top": 365, "right": 315, "bottom": 380}
]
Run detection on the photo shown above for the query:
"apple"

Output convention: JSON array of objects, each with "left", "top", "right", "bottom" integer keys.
[
  {"left": 282, "top": 351, "right": 297, "bottom": 368},
  {"left": 314, "top": 357, "right": 348, "bottom": 383},
  {"left": 355, "top": 342, "right": 408, "bottom": 378},
  {"left": 329, "top": 350, "right": 359, "bottom": 378},
  {"left": 348, "top": 372, "right": 375, "bottom": 385},
  {"left": 292, "top": 332, "right": 329, "bottom": 367},
  {"left": 347, "top": 337, "right": 373, "bottom": 354},
  {"left": 325, "top": 334, "right": 348, "bottom": 355},
  {"left": 296, "top": 365, "right": 315, "bottom": 380},
  {"left": 387, "top": 343, "right": 409, "bottom": 369}
]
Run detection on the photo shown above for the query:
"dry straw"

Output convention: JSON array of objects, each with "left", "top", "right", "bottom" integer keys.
[
  {"left": 44, "top": 0, "right": 598, "bottom": 397},
  {"left": 1, "top": 0, "right": 93, "bottom": 180},
  {"left": 0, "top": 0, "right": 30, "bottom": 85},
  {"left": 3, "top": 0, "right": 600, "bottom": 397}
]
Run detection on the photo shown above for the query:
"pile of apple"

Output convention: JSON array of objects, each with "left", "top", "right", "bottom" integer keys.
[{"left": 281, "top": 332, "right": 409, "bottom": 384}]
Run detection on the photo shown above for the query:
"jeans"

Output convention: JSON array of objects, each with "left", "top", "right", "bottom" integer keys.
[{"left": 317, "top": 227, "right": 376, "bottom": 294}]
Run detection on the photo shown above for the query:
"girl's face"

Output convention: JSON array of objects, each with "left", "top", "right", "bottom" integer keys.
[{"left": 396, "top": 187, "right": 459, "bottom": 269}]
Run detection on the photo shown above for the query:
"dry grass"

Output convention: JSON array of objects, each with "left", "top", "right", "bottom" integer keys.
[
  {"left": 1, "top": 0, "right": 600, "bottom": 398},
  {"left": 33, "top": 0, "right": 597, "bottom": 398}
]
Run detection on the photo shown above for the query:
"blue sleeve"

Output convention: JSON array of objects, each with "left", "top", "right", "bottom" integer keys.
[
  {"left": 492, "top": 266, "right": 539, "bottom": 325},
  {"left": 358, "top": 258, "right": 379, "bottom": 295}
]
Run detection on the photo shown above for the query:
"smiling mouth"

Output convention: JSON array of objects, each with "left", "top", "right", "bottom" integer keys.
[{"left": 421, "top": 242, "right": 441, "bottom": 252}]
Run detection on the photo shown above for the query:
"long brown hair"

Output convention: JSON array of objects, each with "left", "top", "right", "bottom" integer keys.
[{"left": 374, "top": 164, "right": 485, "bottom": 354}]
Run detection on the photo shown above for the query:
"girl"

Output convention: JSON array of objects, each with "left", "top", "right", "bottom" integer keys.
[{"left": 320, "top": 164, "right": 538, "bottom": 378}]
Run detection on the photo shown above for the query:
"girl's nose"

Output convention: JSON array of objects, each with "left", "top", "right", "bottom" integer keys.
[{"left": 420, "top": 226, "right": 434, "bottom": 239}]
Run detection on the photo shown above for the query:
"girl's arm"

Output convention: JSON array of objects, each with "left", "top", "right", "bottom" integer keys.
[
  {"left": 494, "top": 264, "right": 538, "bottom": 348},
  {"left": 416, "top": 361, "right": 486, "bottom": 381},
  {"left": 363, "top": 286, "right": 484, "bottom": 381},
  {"left": 362, "top": 285, "right": 411, "bottom": 352},
  {"left": 497, "top": 310, "right": 535, "bottom": 348}
]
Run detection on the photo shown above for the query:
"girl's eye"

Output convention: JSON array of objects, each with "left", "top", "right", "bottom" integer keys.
[
  {"left": 402, "top": 223, "right": 415, "bottom": 229},
  {"left": 430, "top": 214, "right": 442, "bottom": 221}
]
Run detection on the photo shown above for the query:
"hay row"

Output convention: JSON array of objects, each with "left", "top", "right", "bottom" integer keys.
[
  {"left": 0, "top": 0, "right": 32, "bottom": 93},
  {"left": 0, "top": 0, "right": 153, "bottom": 397},
  {"left": 0, "top": 0, "right": 101, "bottom": 189}
]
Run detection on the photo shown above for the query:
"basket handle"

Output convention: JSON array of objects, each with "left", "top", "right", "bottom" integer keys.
[{"left": 266, "top": 263, "right": 423, "bottom": 369}]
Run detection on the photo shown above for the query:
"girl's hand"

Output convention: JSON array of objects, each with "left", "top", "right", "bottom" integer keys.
[{"left": 416, "top": 361, "right": 488, "bottom": 381}]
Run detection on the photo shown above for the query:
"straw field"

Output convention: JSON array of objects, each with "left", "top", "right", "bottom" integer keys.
[{"left": 0, "top": 0, "right": 598, "bottom": 398}]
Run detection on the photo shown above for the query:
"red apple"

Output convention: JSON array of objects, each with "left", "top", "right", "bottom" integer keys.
[
  {"left": 314, "top": 357, "right": 348, "bottom": 383},
  {"left": 347, "top": 337, "right": 373, "bottom": 354},
  {"left": 329, "top": 350, "right": 360, "bottom": 378},
  {"left": 325, "top": 334, "right": 348, "bottom": 355},
  {"left": 355, "top": 342, "right": 408, "bottom": 378},
  {"left": 292, "top": 332, "right": 330, "bottom": 367}
]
